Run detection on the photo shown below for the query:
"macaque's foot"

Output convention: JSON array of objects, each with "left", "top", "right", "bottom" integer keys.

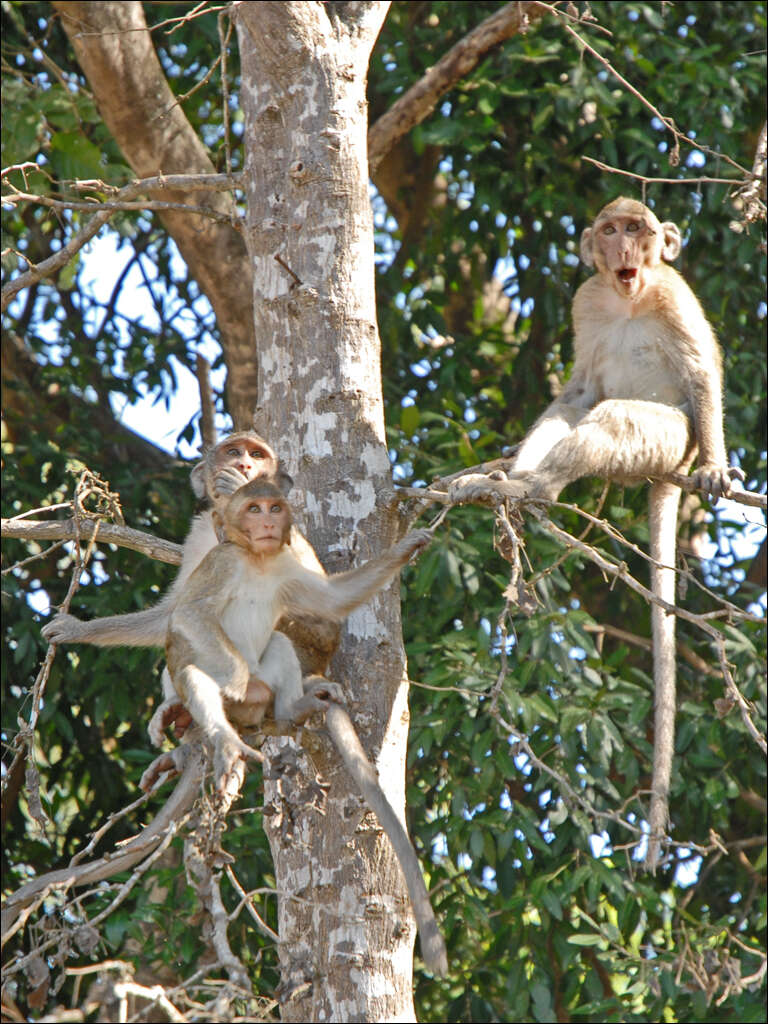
[
  {"left": 41, "top": 612, "right": 80, "bottom": 644},
  {"left": 303, "top": 677, "right": 346, "bottom": 705},
  {"left": 288, "top": 679, "right": 347, "bottom": 725},
  {"left": 148, "top": 698, "right": 193, "bottom": 747},
  {"left": 690, "top": 463, "right": 745, "bottom": 501},
  {"left": 212, "top": 465, "right": 249, "bottom": 497},
  {"left": 448, "top": 472, "right": 530, "bottom": 506},
  {"left": 140, "top": 747, "right": 188, "bottom": 792},
  {"left": 213, "top": 734, "right": 264, "bottom": 791}
]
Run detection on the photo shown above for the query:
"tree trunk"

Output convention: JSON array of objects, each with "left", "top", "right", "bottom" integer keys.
[{"left": 234, "top": 3, "right": 424, "bottom": 1020}]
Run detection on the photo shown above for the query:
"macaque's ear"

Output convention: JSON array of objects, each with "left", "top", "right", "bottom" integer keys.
[
  {"left": 277, "top": 468, "right": 294, "bottom": 491},
  {"left": 660, "top": 222, "right": 682, "bottom": 262},
  {"left": 190, "top": 460, "right": 207, "bottom": 498},
  {"left": 211, "top": 508, "right": 227, "bottom": 542},
  {"left": 579, "top": 226, "right": 595, "bottom": 267}
]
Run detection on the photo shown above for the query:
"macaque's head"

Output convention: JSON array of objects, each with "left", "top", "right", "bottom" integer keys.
[
  {"left": 191, "top": 430, "right": 291, "bottom": 499},
  {"left": 220, "top": 478, "right": 293, "bottom": 557},
  {"left": 579, "top": 197, "right": 682, "bottom": 299}
]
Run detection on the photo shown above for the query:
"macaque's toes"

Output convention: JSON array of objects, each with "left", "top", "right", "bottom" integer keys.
[
  {"left": 448, "top": 475, "right": 507, "bottom": 506},
  {"left": 140, "top": 751, "right": 182, "bottom": 792}
]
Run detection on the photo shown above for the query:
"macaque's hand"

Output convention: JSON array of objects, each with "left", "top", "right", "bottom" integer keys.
[
  {"left": 395, "top": 528, "right": 433, "bottom": 562},
  {"left": 147, "top": 698, "right": 194, "bottom": 747},
  {"left": 213, "top": 465, "right": 249, "bottom": 498},
  {"left": 690, "top": 463, "right": 745, "bottom": 501},
  {"left": 41, "top": 612, "right": 82, "bottom": 644}
]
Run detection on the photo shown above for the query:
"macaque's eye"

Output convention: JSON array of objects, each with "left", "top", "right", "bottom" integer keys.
[
  {"left": 627, "top": 222, "right": 640, "bottom": 232},
  {"left": 247, "top": 504, "right": 262, "bottom": 514},
  {"left": 270, "top": 503, "right": 283, "bottom": 514},
  {"left": 227, "top": 447, "right": 241, "bottom": 457},
  {"left": 250, "top": 449, "right": 266, "bottom": 459},
  {"left": 602, "top": 224, "right": 616, "bottom": 234}
]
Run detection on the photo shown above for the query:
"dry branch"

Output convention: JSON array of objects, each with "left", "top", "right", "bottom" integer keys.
[
  {"left": 368, "top": 2, "right": 548, "bottom": 173},
  {"left": 1, "top": 747, "right": 206, "bottom": 941},
  {"left": 1, "top": 172, "right": 241, "bottom": 312},
  {"left": 397, "top": 473, "right": 768, "bottom": 510},
  {"left": 1, "top": 517, "right": 182, "bottom": 565}
]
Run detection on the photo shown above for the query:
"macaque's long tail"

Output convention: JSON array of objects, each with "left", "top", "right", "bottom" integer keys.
[{"left": 325, "top": 704, "right": 448, "bottom": 976}]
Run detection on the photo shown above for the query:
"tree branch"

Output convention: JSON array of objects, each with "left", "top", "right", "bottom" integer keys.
[
  {"left": 1, "top": 516, "right": 182, "bottom": 565},
  {"left": 1, "top": 172, "right": 240, "bottom": 312},
  {"left": 397, "top": 473, "right": 768, "bottom": 510},
  {"left": 367, "top": 1, "right": 548, "bottom": 173},
  {"left": 1, "top": 747, "right": 206, "bottom": 941}
]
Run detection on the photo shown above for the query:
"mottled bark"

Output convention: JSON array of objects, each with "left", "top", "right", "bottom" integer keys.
[
  {"left": 234, "top": 3, "right": 429, "bottom": 1020},
  {"left": 53, "top": 1, "right": 259, "bottom": 428}
]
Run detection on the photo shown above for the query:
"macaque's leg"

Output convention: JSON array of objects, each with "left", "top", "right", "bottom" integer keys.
[
  {"left": 512, "top": 403, "right": 590, "bottom": 472},
  {"left": 257, "top": 632, "right": 304, "bottom": 724},
  {"left": 175, "top": 665, "right": 263, "bottom": 775},
  {"left": 454, "top": 401, "right": 692, "bottom": 505},
  {"left": 450, "top": 404, "right": 587, "bottom": 503},
  {"left": 257, "top": 634, "right": 346, "bottom": 725},
  {"left": 527, "top": 400, "right": 692, "bottom": 499}
]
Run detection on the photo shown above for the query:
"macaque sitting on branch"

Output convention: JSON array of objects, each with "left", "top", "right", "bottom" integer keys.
[
  {"left": 41, "top": 430, "right": 340, "bottom": 742},
  {"left": 450, "top": 197, "right": 743, "bottom": 872},
  {"left": 158, "top": 476, "right": 447, "bottom": 975}
]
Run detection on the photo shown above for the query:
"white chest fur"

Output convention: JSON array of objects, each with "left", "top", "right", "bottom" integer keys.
[
  {"left": 219, "top": 552, "right": 293, "bottom": 672},
  {"left": 590, "top": 310, "right": 685, "bottom": 406}
]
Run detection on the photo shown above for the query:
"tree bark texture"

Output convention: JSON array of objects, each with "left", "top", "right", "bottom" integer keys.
[
  {"left": 234, "top": 3, "right": 426, "bottom": 1020},
  {"left": 53, "top": 0, "right": 259, "bottom": 429}
]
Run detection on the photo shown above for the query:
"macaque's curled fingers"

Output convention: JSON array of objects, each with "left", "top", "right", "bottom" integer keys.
[
  {"left": 691, "top": 463, "right": 744, "bottom": 501},
  {"left": 147, "top": 698, "right": 194, "bottom": 747},
  {"left": 41, "top": 613, "right": 80, "bottom": 645},
  {"left": 448, "top": 474, "right": 511, "bottom": 506},
  {"left": 212, "top": 464, "right": 249, "bottom": 498},
  {"left": 304, "top": 678, "right": 346, "bottom": 706},
  {"left": 398, "top": 528, "right": 434, "bottom": 562},
  {"left": 214, "top": 734, "right": 263, "bottom": 794},
  {"left": 140, "top": 748, "right": 187, "bottom": 792}
]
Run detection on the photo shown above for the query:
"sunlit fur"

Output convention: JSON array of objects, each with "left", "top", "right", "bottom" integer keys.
[{"left": 451, "top": 199, "right": 735, "bottom": 871}]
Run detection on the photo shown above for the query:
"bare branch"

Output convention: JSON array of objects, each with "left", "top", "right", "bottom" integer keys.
[
  {"left": 581, "top": 156, "right": 744, "bottom": 188},
  {"left": 1, "top": 172, "right": 242, "bottom": 312},
  {"left": 1, "top": 517, "right": 182, "bottom": 565},
  {"left": 397, "top": 472, "right": 768, "bottom": 510},
  {"left": 1, "top": 747, "right": 206, "bottom": 941},
  {"left": 368, "top": 2, "right": 549, "bottom": 173}
]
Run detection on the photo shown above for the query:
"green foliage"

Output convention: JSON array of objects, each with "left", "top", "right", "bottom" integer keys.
[{"left": 2, "top": 1, "right": 765, "bottom": 1021}]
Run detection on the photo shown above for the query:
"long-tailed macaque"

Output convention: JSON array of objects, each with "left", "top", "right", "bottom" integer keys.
[
  {"left": 41, "top": 431, "right": 340, "bottom": 741},
  {"left": 450, "top": 197, "right": 742, "bottom": 871},
  {"left": 162, "top": 477, "right": 447, "bottom": 975}
]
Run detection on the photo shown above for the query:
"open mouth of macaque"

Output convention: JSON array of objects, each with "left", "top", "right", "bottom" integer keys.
[{"left": 617, "top": 268, "right": 638, "bottom": 284}]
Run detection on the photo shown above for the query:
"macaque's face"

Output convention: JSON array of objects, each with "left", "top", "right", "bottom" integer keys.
[
  {"left": 593, "top": 207, "right": 661, "bottom": 299},
  {"left": 239, "top": 497, "right": 290, "bottom": 554},
  {"left": 214, "top": 438, "right": 276, "bottom": 481}
]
